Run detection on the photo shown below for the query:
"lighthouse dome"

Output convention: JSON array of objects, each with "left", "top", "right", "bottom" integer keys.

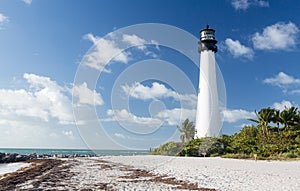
[{"left": 199, "top": 25, "right": 218, "bottom": 53}]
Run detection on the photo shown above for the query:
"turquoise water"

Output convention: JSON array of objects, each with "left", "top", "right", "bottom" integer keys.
[{"left": 0, "top": 148, "right": 149, "bottom": 156}]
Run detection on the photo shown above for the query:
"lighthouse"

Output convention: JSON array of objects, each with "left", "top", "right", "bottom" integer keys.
[{"left": 195, "top": 25, "right": 222, "bottom": 138}]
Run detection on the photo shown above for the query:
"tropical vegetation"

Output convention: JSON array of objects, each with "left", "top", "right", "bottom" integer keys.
[{"left": 150, "top": 106, "right": 300, "bottom": 160}]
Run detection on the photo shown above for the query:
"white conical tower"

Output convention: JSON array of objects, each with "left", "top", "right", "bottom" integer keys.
[{"left": 195, "top": 25, "right": 221, "bottom": 138}]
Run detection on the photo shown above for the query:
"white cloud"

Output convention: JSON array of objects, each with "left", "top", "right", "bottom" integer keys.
[
  {"left": 235, "top": 123, "right": 253, "bottom": 128},
  {"left": 114, "top": 133, "right": 126, "bottom": 139},
  {"left": 231, "top": 0, "right": 250, "bottom": 10},
  {"left": 122, "top": 34, "right": 147, "bottom": 50},
  {"left": 0, "top": 74, "right": 89, "bottom": 148},
  {"left": 223, "top": 109, "right": 255, "bottom": 123},
  {"left": 0, "top": 73, "right": 74, "bottom": 125},
  {"left": 122, "top": 82, "right": 197, "bottom": 106},
  {"left": 105, "top": 107, "right": 197, "bottom": 128},
  {"left": 122, "top": 34, "right": 159, "bottom": 57},
  {"left": 73, "top": 82, "right": 104, "bottom": 106},
  {"left": 23, "top": 73, "right": 74, "bottom": 124},
  {"left": 272, "top": 100, "right": 294, "bottom": 111},
  {"left": 0, "top": 89, "right": 49, "bottom": 121},
  {"left": 0, "top": 120, "right": 84, "bottom": 148},
  {"left": 82, "top": 33, "right": 159, "bottom": 72},
  {"left": 156, "top": 108, "right": 196, "bottom": 126},
  {"left": 0, "top": 13, "right": 8, "bottom": 25},
  {"left": 82, "top": 33, "right": 129, "bottom": 72},
  {"left": 105, "top": 107, "right": 254, "bottom": 127},
  {"left": 62, "top": 130, "right": 74, "bottom": 139},
  {"left": 225, "top": 38, "right": 254, "bottom": 59},
  {"left": 106, "top": 109, "right": 162, "bottom": 126},
  {"left": 105, "top": 109, "right": 163, "bottom": 134},
  {"left": 252, "top": 22, "right": 299, "bottom": 50},
  {"left": 231, "top": 0, "right": 269, "bottom": 10},
  {"left": 290, "top": 89, "right": 300, "bottom": 95},
  {"left": 22, "top": 0, "right": 32, "bottom": 5},
  {"left": 264, "top": 72, "right": 300, "bottom": 94},
  {"left": 263, "top": 72, "right": 300, "bottom": 89},
  {"left": 256, "top": 0, "right": 269, "bottom": 7},
  {"left": 122, "top": 82, "right": 170, "bottom": 100}
]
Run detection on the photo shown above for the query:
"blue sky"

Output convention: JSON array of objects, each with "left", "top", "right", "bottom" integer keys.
[{"left": 0, "top": 0, "right": 300, "bottom": 149}]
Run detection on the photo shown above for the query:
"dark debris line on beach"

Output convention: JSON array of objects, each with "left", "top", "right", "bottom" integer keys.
[
  {"left": 0, "top": 158, "right": 217, "bottom": 191},
  {"left": 99, "top": 159, "right": 217, "bottom": 191},
  {"left": 0, "top": 159, "right": 67, "bottom": 190}
]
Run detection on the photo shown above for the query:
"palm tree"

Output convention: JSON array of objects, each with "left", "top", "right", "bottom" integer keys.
[
  {"left": 293, "top": 111, "right": 300, "bottom": 130},
  {"left": 248, "top": 108, "right": 274, "bottom": 137},
  {"left": 271, "top": 109, "right": 281, "bottom": 132},
  {"left": 278, "top": 106, "right": 298, "bottom": 131},
  {"left": 176, "top": 118, "right": 195, "bottom": 143}
]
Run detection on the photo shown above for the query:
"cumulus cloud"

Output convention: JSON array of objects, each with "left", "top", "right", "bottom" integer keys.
[
  {"left": 82, "top": 33, "right": 159, "bottom": 72},
  {"left": 252, "top": 22, "right": 299, "bottom": 50},
  {"left": 223, "top": 109, "right": 255, "bottom": 123},
  {"left": 231, "top": 0, "right": 269, "bottom": 10},
  {"left": 122, "top": 34, "right": 159, "bottom": 57},
  {"left": 105, "top": 107, "right": 255, "bottom": 127},
  {"left": 156, "top": 108, "right": 196, "bottom": 126},
  {"left": 263, "top": 72, "right": 300, "bottom": 88},
  {"left": 22, "top": 0, "right": 32, "bottom": 5},
  {"left": 264, "top": 72, "right": 300, "bottom": 94},
  {"left": 105, "top": 106, "right": 197, "bottom": 128},
  {"left": 105, "top": 109, "right": 162, "bottom": 134},
  {"left": 23, "top": 73, "right": 73, "bottom": 124},
  {"left": 0, "top": 73, "right": 97, "bottom": 148},
  {"left": 272, "top": 100, "right": 293, "bottom": 111},
  {"left": 122, "top": 34, "right": 147, "bottom": 50},
  {"left": 0, "top": 73, "right": 84, "bottom": 148},
  {"left": 0, "top": 73, "right": 104, "bottom": 126},
  {"left": 82, "top": 33, "right": 129, "bottom": 72},
  {"left": 225, "top": 38, "right": 254, "bottom": 59},
  {"left": 0, "top": 89, "right": 49, "bottom": 121},
  {"left": 73, "top": 82, "right": 104, "bottom": 106},
  {"left": 106, "top": 109, "right": 162, "bottom": 126},
  {"left": 122, "top": 82, "right": 197, "bottom": 106}
]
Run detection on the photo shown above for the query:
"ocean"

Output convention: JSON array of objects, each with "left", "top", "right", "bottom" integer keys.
[
  {"left": 0, "top": 148, "right": 149, "bottom": 156},
  {"left": 0, "top": 148, "right": 149, "bottom": 175}
]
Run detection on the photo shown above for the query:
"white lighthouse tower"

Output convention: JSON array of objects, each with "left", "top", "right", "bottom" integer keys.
[{"left": 195, "top": 25, "right": 222, "bottom": 138}]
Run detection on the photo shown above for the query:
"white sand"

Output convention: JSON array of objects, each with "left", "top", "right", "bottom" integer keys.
[
  {"left": 103, "top": 155, "right": 300, "bottom": 191},
  {"left": 7, "top": 156, "right": 299, "bottom": 190}
]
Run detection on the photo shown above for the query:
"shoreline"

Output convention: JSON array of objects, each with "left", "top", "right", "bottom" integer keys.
[
  {"left": 0, "top": 162, "right": 30, "bottom": 176},
  {"left": 0, "top": 156, "right": 299, "bottom": 190}
]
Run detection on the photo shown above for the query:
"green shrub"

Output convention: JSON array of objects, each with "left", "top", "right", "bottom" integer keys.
[
  {"left": 178, "top": 137, "right": 224, "bottom": 157},
  {"left": 150, "top": 142, "right": 184, "bottom": 156}
]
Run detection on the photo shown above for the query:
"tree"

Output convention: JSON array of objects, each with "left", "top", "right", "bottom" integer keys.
[
  {"left": 176, "top": 118, "right": 195, "bottom": 143},
  {"left": 248, "top": 107, "right": 274, "bottom": 137},
  {"left": 278, "top": 106, "right": 298, "bottom": 131},
  {"left": 271, "top": 109, "right": 281, "bottom": 132}
]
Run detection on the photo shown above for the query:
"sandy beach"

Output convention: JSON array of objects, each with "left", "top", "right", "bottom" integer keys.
[{"left": 0, "top": 156, "right": 299, "bottom": 191}]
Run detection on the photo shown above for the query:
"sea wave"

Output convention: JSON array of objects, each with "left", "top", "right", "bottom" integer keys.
[{"left": 0, "top": 162, "right": 29, "bottom": 176}]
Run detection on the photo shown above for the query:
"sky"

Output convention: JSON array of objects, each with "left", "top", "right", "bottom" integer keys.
[{"left": 0, "top": 0, "right": 300, "bottom": 150}]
